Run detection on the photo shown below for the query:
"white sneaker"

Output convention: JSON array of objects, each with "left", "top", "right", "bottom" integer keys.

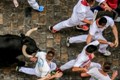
[
  {"left": 66, "top": 37, "right": 70, "bottom": 47},
  {"left": 13, "top": 0, "right": 19, "bottom": 7},
  {"left": 103, "top": 50, "right": 111, "bottom": 56},
  {"left": 114, "top": 17, "right": 120, "bottom": 22}
]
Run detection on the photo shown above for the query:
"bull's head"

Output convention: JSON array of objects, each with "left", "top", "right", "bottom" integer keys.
[{"left": 22, "top": 28, "right": 40, "bottom": 58}]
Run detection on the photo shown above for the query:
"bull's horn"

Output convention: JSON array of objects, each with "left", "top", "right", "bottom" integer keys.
[
  {"left": 25, "top": 27, "right": 38, "bottom": 36},
  {"left": 22, "top": 45, "right": 33, "bottom": 58}
]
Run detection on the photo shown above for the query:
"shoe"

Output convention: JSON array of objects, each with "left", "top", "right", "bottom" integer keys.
[
  {"left": 76, "top": 25, "right": 89, "bottom": 31},
  {"left": 38, "top": 5, "right": 44, "bottom": 12},
  {"left": 103, "top": 50, "right": 111, "bottom": 56},
  {"left": 16, "top": 66, "right": 21, "bottom": 71},
  {"left": 114, "top": 17, "right": 120, "bottom": 22},
  {"left": 66, "top": 37, "right": 70, "bottom": 47},
  {"left": 48, "top": 26, "right": 57, "bottom": 33}
]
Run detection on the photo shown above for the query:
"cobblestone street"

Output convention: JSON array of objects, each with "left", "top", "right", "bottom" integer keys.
[{"left": 0, "top": 0, "right": 120, "bottom": 80}]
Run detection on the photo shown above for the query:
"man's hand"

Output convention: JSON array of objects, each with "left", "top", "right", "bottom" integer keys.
[
  {"left": 114, "top": 39, "right": 119, "bottom": 47},
  {"left": 37, "top": 74, "right": 51, "bottom": 80},
  {"left": 104, "top": 6, "right": 112, "bottom": 11},
  {"left": 82, "top": 68, "right": 88, "bottom": 73},
  {"left": 100, "top": 2, "right": 112, "bottom": 11},
  {"left": 108, "top": 42, "right": 115, "bottom": 47},
  {"left": 111, "top": 70, "right": 118, "bottom": 80},
  {"left": 54, "top": 71, "right": 63, "bottom": 78}
]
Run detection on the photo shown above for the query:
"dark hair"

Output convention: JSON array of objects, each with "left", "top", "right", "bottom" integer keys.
[
  {"left": 103, "top": 62, "right": 111, "bottom": 72},
  {"left": 98, "top": 17, "right": 107, "bottom": 26},
  {"left": 47, "top": 51, "right": 55, "bottom": 56},
  {"left": 86, "top": 0, "right": 95, "bottom": 3},
  {"left": 86, "top": 45, "right": 97, "bottom": 53}
]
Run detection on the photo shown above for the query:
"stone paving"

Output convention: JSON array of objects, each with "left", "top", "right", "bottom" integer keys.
[{"left": 0, "top": 0, "right": 120, "bottom": 80}]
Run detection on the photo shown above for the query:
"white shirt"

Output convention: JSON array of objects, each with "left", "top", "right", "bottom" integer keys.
[
  {"left": 89, "top": 16, "right": 114, "bottom": 36},
  {"left": 87, "top": 67, "right": 111, "bottom": 80},
  {"left": 49, "top": 62, "right": 57, "bottom": 72},
  {"left": 73, "top": 0, "right": 105, "bottom": 21},
  {"left": 89, "top": 62, "right": 101, "bottom": 70},
  {"left": 73, "top": 40, "right": 99, "bottom": 67},
  {"left": 35, "top": 51, "right": 57, "bottom": 77}
]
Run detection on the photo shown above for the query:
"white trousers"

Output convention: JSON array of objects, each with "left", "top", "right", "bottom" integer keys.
[
  {"left": 60, "top": 60, "right": 75, "bottom": 71},
  {"left": 27, "top": 0, "right": 39, "bottom": 10},
  {"left": 53, "top": 9, "right": 93, "bottom": 31},
  {"left": 19, "top": 67, "right": 37, "bottom": 76},
  {"left": 69, "top": 34, "right": 108, "bottom": 53}
]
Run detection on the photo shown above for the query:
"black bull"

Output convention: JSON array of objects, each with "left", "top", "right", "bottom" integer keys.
[{"left": 0, "top": 28, "right": 40, "bottom": 68}]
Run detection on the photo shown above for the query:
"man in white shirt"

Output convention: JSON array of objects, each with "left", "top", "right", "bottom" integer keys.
[
  {"left": 81, "top": 61, "right": 118, "bottom": 80},
  {"left": 67, "top": 16, "right": 119, "bottom": 56},
  {"left": 57, "top": 41, "right": 99, "bottom": 73},
  {"left": 13, "top": 0, "right": 44, "bottom": 12},
  {"left": 49, "top": 0, "right": 111, "bottom": 32},
  {"left": 17, "top": 50, "right": 58, "bottom": 79}
]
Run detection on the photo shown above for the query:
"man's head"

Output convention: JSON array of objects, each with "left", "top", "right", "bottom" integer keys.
[
  {"left": 97, "top": 17, "right": 107, "bottom": 28},
  {"left": 102, "top": 62, "right": 111, "bottom": 72},
  {"left": 86, "top": 45, "right": 97, "bottom": 55},
  {"left": 86, "top": 0, "right": 95, "bottom": 7},
  {"left": 46, "top": 51, "right": 55, "bottom": 61}
]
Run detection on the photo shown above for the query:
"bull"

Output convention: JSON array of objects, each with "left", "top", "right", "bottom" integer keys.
[{"left": 0, "top": 27, "right": 40, "bottom": 68}]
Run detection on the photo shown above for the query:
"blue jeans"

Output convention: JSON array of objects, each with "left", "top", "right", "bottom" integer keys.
[{"left": 91, "top": 6, "right": 120, "bottom": 19}]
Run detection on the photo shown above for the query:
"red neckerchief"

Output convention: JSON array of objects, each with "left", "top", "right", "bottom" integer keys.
[
  {"left": 88, "top": 54, "right": 92, "bottom": 60},
  {"left": 81, "top": 54, "right": 92, "bottom": 66},
  {"left": 81, "top": 0, "right": 89, "bottom": 6}
]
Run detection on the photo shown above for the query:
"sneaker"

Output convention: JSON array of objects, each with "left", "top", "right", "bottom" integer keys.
[
  {"left": 13, "top": 0, "right": 19, "bottom": 7},
  {"left": 48, "top": 26, "right": 57, "bottom": 33},
  {"left": 16, "top": 66, "right": 20, "bottom": 71},
  {"left": 103, "top": 50, "right": 111, "bottom": 56},
  {"left": 114, "top": 17, "right": 120, "bottom": 22},
  {"left": 66, "top": 37, "right": 70, "bottom": 47},
  {"left": 76, "top": 25, "right": 89, "bottom": 31}
]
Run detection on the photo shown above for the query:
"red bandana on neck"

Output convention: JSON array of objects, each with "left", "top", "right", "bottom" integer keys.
[{"left": 81, "top": 0, "right": 89, "bottom": 6}]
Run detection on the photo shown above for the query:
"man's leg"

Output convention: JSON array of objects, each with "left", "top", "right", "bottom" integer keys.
[
  {"left": 19, "top": 67, "right": 36, "bottom": 76},
  {"left": 76, "top": 10, "right": 94, "bottom": 31},
  {"left": 68, "top": 35, "right": 88, "bottom": 44},
  {"left": 95, "top": 35, "right": 110, "bottom": 56},
  {"left": 27, "top": 0, "right": 39, "bottom": 10},
  {"left": 49, "top": 17, "right": 77, "bottom": 33},
  {"left": 91, "top": 6, "right": 103, "bottom": 12},
  {"left": 60, "top": 60, "right": 75, "bottom": 71}
]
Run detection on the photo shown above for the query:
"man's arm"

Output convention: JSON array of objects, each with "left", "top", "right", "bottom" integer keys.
[
  {"left": 86, "top": 34, "right": 93, "bottom": 44},
  {"left": 72, "top": 67, "right": 87, "bottom": 72},
  {"left": 81, "top": 72, "right": 91, "bottom": 77},
  {"left": 112, "top": 25, "right": 119, "bottom": 47},
  {"left": 86, "top": 34, "right": 115, "bottom": 47},
  {"left": 100, "top": 1, "right": 112, "bottom": 11},
  {"left": 111, "top": 71, "right": 118, "bottom": 80},
  {"left": 82, "top": 19, "right": 93, "bottom": 25}
]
